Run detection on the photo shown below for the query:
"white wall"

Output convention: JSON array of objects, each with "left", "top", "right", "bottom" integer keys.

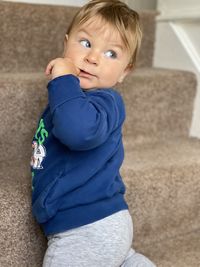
[
  {"left": 154, "top": 0, "right": 200, "bottom": 138},
  {"left": 157, "top": 0, "right": 200, "bottom": 19}
]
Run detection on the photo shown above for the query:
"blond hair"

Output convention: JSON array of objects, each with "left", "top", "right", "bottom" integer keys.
[{"left": 67, "top": 0, "right": 142, "bottom": 68}]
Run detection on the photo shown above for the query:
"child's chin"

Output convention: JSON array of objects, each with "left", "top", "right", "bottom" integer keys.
[{"left": 80, "top": 81, "right": 95, "bottom": 90}]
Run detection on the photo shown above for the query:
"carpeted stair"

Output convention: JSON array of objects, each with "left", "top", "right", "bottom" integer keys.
[{"left": 0, "top": 2, "right": 199, "bottom": 266}]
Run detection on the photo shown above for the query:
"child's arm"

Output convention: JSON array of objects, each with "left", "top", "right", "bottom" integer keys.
[{"left": 48, "top": 76, "right": 125, "bottom": 151}]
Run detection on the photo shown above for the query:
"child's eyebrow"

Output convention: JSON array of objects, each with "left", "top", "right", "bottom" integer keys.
[{"left": 109, "top": 43, "right": 124, "bottom": 51}]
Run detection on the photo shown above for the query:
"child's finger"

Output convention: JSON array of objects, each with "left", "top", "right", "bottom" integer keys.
[
  {"left": 45, "top": 59, "right": 56, "bottom": 75},
  {"left": 45, "top": 62, "right": 53, "bottom": 75}
]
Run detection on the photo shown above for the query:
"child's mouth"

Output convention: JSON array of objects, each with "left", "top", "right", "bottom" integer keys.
[{"left": 79, "top": 69, "right": 96, "bottom": 78}]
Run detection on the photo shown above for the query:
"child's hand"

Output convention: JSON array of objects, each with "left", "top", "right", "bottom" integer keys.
[{"left": 45, "top": 58, "right": 80, "bottom": 80}]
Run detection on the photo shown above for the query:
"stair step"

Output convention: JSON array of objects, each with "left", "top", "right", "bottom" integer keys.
[
  {"left": 0, "top": 68, "right": 196, "bottom": 163},
  {"left": 142, "top": 229, "right": 200, "bottom": 267},
  {"left": 0, "top": 2, "right": 156, "bottom": 73},
  {"left": 0, "top": 137, "right": 199, "bottom": 266},
  {"left": 122, "top": 137, "right": 200, "bottom": 246},
  {"left": 117, "top": 68, "right": 196, "bottom": 141}
]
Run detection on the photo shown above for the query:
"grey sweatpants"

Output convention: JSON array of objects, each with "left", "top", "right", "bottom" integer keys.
[{"left": 43, "top": 210, "right": 156, "bottom": 267}]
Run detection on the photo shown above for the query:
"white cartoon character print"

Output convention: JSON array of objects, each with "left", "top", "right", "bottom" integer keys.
[{"left": 30, "top": 141, "right": 46, "bottom": 169}]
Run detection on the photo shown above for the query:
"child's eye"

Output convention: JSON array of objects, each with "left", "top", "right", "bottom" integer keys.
[
  {"left": 105, "top": 50, "right": 117, "bottom": 59},
  {"left": 80, "top": 39, "right": 91, "bottom": 48}
]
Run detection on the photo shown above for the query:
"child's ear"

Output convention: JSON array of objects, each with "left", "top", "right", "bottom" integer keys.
[
  {"left": 63, "top": 34, "right": 69, "bottom": 57},
  {"left": 118, "top": 64, "right": 133, "bottom": 83}
]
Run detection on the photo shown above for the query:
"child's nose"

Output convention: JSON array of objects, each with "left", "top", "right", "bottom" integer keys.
[{"left": 84, "top": 50, "right": 99, "bottom": 65}]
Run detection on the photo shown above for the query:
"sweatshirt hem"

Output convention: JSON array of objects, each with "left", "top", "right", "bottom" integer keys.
[{"left": 42, "top": 194, "right": 128, "bottom": 236}]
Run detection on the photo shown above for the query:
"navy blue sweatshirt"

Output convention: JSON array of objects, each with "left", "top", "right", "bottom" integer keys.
[{"left": 31, "top": 74, "right": 128, "bottom": 236}]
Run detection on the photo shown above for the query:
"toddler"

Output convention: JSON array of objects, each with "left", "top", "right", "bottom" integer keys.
[{"left": 31, "top": 0, "right": 156, "bottom": 266}]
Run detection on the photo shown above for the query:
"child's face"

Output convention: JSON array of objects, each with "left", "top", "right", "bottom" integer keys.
[{"left": 64, "top": 16, "right": 131, "bottom": 90}]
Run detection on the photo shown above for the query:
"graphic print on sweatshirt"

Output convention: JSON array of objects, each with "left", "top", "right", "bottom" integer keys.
[
  {"left": 30, "top": 118, "right": 48, "bottom": 170},
  {"left": 30, "top": 141, "right": 46, "bottom": 169}
]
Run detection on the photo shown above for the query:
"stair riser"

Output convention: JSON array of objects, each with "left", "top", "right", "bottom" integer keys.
[
  {"left": 118, "top": 70, "right": 196, "bottom": 140},
  {"left": 0, "top": 171, "right": 46, "bottom": 267},
  {"left": 0, "top": 69, "right": 196, "bottom": 161},
  {"left": 137, "top": 12, "right": 156, "bottom": 68},
  {"left": 121, "top": 165, "right": 200, "bottom": 247},
  {"left": 0, "top": 75, "right": 47, "bottom": 162},
  {"left": 0, "top": 2, "right": 155, "bottom": 73}
]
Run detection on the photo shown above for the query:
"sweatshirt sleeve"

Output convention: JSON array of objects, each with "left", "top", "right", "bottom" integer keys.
[{"left": 47, "top": 74, "right": 125, "bottom": 150}]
